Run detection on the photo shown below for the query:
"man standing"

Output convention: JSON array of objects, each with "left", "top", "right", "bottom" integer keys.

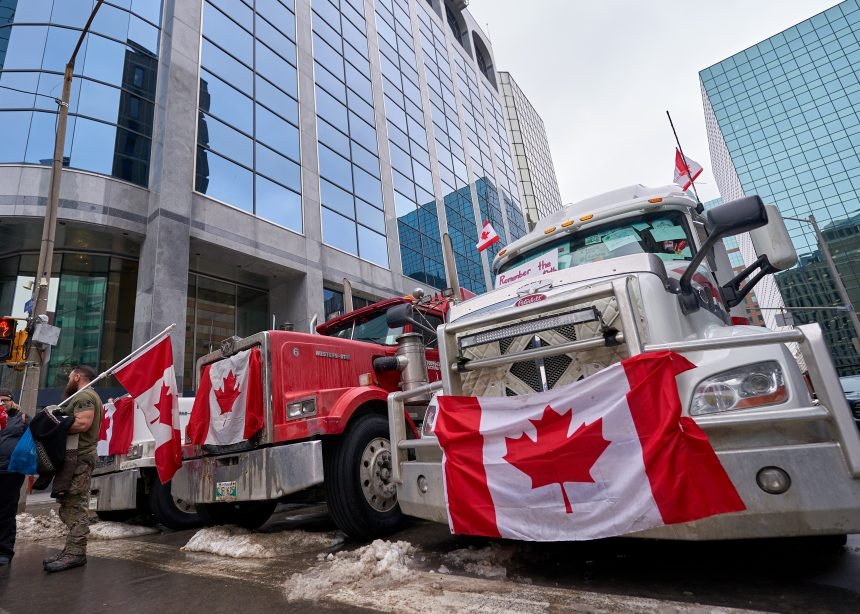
[
  {"left": 44, "top": 366, "right": 102, "bottom": 573},
  {"left": 0, "top": 388, "right": 27, "bottom": 566}
]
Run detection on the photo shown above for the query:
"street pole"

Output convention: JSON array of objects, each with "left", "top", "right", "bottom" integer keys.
[
  {"left": 18, "top": 1, "right": 104, "bottom": 423},
  {"left": 808, "top": 214, "right": 860, "bottom": 355}
]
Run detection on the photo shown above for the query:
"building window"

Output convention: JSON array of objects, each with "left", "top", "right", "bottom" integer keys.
[
  {"left": 0, "top": 1, "right": 162, "bottom": 187},
  {"left": 195, "top": 0, "right": 302, "bottom": 233},
  {"left": 323, "top": 287, "right": 372, "bottom": 321}
]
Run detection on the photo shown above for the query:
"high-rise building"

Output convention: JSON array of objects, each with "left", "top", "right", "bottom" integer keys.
[
  {"left": 498, "top": 71, "right": 562, "bottom": 230},
  {"left": 0, "top": 0, "right": 530, "bottom": 399},
  {"left": 700, "top": 0, "right": 860, "bottom": 373}
]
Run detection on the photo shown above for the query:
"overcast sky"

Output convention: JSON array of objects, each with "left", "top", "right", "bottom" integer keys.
[{"left": 467, "top": 0, "right": 842, "bottom": 205}]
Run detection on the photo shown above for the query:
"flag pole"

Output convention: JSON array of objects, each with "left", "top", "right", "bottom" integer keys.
[
  {"left": 666, "top": 110, "right": 703, "bottom": 209},
  {"left": 56, "top": 323, "right": 176, "bottom": 408}
]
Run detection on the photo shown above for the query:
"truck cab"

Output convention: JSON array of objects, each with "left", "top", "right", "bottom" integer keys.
[
  {"left": 172, "top": 293, "right": 455, "bottom": 539},
  {"left": 388, "top": 185, "right": 860, "bottom": 541}
]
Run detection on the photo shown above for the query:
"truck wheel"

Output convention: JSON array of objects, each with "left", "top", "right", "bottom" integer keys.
[
  {"left": 196, "top": 501, "right": 276, "bottom": 530},
  {"left": 149, "top": 479, "right": 202, "bottom": 531},
  {"left": 325, "top": 413, "right": 402, "bottom": 541},
  {"left": 95, "top": 510, "right": 137, "bottom": 522}
]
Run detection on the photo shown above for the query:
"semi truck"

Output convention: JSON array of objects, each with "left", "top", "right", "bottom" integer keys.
[
  {"left": 90, "top": 397, "right": 200, "bottom": 530},
  {"left": 387, "top": 185, "right": 860, "bottom": 541},
  {"left": 171, "top": 293, "right": 463, "bottom": 539}
]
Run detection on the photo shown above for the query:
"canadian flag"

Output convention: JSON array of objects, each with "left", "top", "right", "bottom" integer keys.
[
  {"left": 187, "top": 347, "right": 264, "bottom": 446},
  {"left": 114, "top": 337, "right": 183, "bottom": 483},
  {"left": 673, "top": 148, "right": 703, "bottom": 191},
  {"left": 476, "top": 220, "right": 501, "bottom": 252},
  {"left": 433, "top": 351, "right": 745, "bottom": 541},
  {"left": 97, "top": 395, "right": 135, "bottom": 457}
]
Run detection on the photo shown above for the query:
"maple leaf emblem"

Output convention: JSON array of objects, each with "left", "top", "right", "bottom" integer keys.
[
  {"left": 481, "top": 230, "right": 489, "bottom": 240},
  {"left": 214, "top": 371, "right": 241, "bottom": 415},
  {"left": 503, "top": 405, "right": 610, "bottom": 514},
  {"left": 153, "top": 383, "right": 173, "bottom": 426}
]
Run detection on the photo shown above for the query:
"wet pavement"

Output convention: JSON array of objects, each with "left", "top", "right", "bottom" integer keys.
[{"left": 1, "top": 501, "right": 858, "bottom": 613}]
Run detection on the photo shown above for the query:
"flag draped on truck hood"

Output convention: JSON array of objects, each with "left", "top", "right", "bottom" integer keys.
[
  {"left": 433, "top": 351, "right": 744, "bottom": 541},
  {"left": 187, "top": 347, "right": 264, "bottom": 446},
  {"left": 114, "top": 337, "right": 183, "bottom": 483}
]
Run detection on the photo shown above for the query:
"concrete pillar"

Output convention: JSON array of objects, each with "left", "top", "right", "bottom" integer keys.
[
  {"left": 270, "top": 267, "right": 325, "bottom": 334},
  {"left": 132, "top": 0, "right": 202, "bottom": 390}
]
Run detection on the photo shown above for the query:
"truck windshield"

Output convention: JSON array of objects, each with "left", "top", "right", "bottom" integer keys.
[
  {"left": 323, "top": 311, "right": 404, "bottom": 345},
  {"left": 496, "top": 211, "right": 694, "bottom": 283}
]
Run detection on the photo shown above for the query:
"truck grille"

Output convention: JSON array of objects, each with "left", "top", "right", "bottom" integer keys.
[{"left": 457, "top": 294, "right": 644, "bottom": 397}]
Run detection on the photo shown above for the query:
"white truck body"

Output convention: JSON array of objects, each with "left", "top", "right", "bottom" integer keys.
[{"left": 388, "top": 185, "right": 860, "bottom": 540}]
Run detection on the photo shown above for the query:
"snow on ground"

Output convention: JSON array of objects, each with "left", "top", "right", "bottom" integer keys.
[
  {"left": 441, "top": 544, "right": 516, "bottom": 580},
  {"left": 284, "top": 539, "right": 415, "bottom": 602},
  {"left": 181, "top": 525, "right": 345, "bottom": 559},
  {"left": 89, "top": 522, "right": 159, "bottom": 540},
  {"left": 15, "top": 510, "right": 66, "bottom": 540}
]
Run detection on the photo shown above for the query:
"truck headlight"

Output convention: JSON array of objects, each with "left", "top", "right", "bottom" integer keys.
[
  {"left": 126, "top": 443, "right": 143, "bottom": 460},
  {"left": 690, "top": 361, "right": 787, "bottom": 416},
  {"left": 287, "top": 397, "right": 316, "bottom": 419}
]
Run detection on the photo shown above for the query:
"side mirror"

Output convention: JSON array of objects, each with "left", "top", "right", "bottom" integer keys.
[
  {"left": 750, "top": 204, "right": 797, "bottom": 271},
  {"left": 386, "top": 303, "right": 415, "bottom": 328},
  {"left": 679, "top": 196, "right": 767, "bottom": 313},
  {"left": 705, "top": 195, "right": 769, "bottom": 238}
]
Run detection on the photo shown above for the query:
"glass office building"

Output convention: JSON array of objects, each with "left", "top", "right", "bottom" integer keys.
[
  {"left": 0, "top": 0, "right": 534, "bottom": 399},
  {"left": 701, "top": 0, "right": 860, "bottom": 373},
  {"left": 499, "top": 71, "right": 562, "bottom": 230}
]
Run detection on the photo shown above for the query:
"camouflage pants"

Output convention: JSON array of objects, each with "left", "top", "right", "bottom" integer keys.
[{"left": 57, "top": 453, "right": 96, "bottom": 556}]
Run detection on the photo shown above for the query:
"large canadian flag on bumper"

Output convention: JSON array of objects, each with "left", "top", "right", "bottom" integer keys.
[
  {"left": 97, "top": 395, "right": 134, "bottom": 457},
  {"left": 187, "top": 347, "right": 264, "bottom": 446},
  {"left": 434, "top": 351, "right": 744, "bottom": 541},
  {"left": 114, "top": 337, "right": 182, "bottom": 483}
]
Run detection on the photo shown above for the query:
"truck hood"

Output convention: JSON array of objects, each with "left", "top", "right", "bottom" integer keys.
[{"left": 449, "top": 253, "right": 669, "bottom": 324}]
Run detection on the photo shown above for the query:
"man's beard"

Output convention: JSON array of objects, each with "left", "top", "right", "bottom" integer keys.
[{"left": 64, "top": 380, "right": 78, "bottom": 398}]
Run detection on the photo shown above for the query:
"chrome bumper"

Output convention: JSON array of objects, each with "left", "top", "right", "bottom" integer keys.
[
  {"left": 171, "top": 441, "right": 324, "bottom": 504},
  {"left": 90, "top": 470, "right": 140, "bottom": 511},
  {"left": 396, "top": 442, "right": 860, "bottom": 539}
]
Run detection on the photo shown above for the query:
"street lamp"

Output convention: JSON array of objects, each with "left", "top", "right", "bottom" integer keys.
[{"left": 19, "top": 1, "right": 105, "bottom": 417}]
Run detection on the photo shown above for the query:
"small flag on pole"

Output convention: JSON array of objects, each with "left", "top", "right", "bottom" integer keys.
[
  {"left": 673, "top": 148, "right": 703, "bottom": 191},
  {"left": 476, "top": 220, "right": 500, "bottom": 252}
]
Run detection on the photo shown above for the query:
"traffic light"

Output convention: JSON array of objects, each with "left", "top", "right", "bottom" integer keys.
[{"left": 0, "top": 317, "right": 15, "bottom": 361}]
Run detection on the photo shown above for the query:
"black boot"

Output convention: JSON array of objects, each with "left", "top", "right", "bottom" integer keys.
[
  {"left": 44, "top": 553, "right": 87, "bottom": 573},
  {"left": 42, "top": 552, "right": 63, "bottom": 567}
]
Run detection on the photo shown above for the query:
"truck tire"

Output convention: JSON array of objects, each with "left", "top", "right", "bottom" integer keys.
[
  {"left": 149, "top": 479, "right": 202, "bottom": 531},
  {"left": 325, "top": 413, "right": 402, "bottom": 540},
  {"left": 196, "top": 501, "right": 276, "bottom": 530},
  {"left": 95, "top": 509, "right": 137, "bottom": 522}
]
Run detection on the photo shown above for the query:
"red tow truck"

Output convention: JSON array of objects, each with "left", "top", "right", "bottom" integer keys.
[{"left": 172, "top": 289, "right": 465, "bottom": 539}]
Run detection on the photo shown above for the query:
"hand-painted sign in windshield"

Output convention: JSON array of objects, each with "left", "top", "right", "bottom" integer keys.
[{"left": 496, "top": 250, "right": 558, "bottom": 287}]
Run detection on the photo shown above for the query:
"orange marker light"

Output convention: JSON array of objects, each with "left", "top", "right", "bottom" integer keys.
[
  {"left": 498, "top": 248, "right": 507, "bottom": 256},
  {"left": 560, "top": 220, "right": 574, "bottom": 227},
  {"left": 648, "top": 198, "right": 663, "bottom": 203},
  {"left": 579, "top": 214, "right": 593, "bottom": 221},
  {"left": 544, "top": 226, "right": 556, "bottom": 234}
]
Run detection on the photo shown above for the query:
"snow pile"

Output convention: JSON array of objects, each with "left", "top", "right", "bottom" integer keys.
[
  {"left": 284, "top": 539, "right": 415, "bottom": 602},
  {"left": 442, "top": 544, "right": 515, "bottom": 580},
  {"left": 15, "top": 511, "right": 67, "bottom": 540},
  {"left": 181, "top": 525, "right": 345, "bottom": 558},
  {"left": 89, "top": 522, "right": 159, "bottom": 540}
]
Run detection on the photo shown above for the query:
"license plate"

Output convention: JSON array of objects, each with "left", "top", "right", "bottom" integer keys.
[
  {"left": 88, "top": 495, "right": 98, "bottom": 511},
  {"left": 215, "top": 480, "right": 238, "bottom": 502}
]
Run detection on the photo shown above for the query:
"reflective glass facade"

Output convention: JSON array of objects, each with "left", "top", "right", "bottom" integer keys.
[
  {"left": 195, "top": 0, "right": 302, "bottom": 231},
  {"left": 0, "top": 0, "right": 162, "bottom": 186},
  {"left": 313, "top": 0, "right": 388, "bottom": 266},
  {"left": 701, "top": 0, "right": 860, "bottom": 372},
  {"left": 499, "top": 71, "right": 562, "bottom": 230}
]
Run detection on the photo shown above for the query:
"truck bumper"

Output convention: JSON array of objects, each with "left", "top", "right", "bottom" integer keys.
[
  {"left": 172, "top": 440, "right": 324, "bottom": 504},
  {"left": 397, "top": 442, "right": 860, "bottom": 540},
  {"left": 90, "top": 470, "right": 140, "bottom": 511}
]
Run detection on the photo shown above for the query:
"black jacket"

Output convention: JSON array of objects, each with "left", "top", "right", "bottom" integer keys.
[
  {"left": 0, "top": 408, "right": 28, "bottom": 472},
  {"left": 28, "top": 409, "right": 74, "bottom": 473}
]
